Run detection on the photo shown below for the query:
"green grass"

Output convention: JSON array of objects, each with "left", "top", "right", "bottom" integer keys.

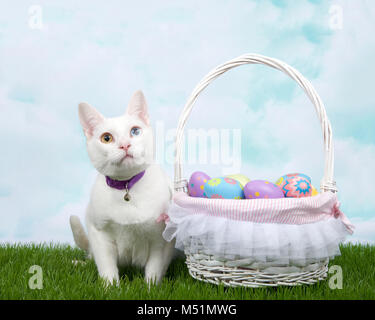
[{"left": 0, "top": 243, "right": 374, "bottom": 300}]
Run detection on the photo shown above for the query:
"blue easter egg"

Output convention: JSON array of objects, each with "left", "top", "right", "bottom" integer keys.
[
  {"left": 275, "top": 173, "right": 312, "bottom": 198},
  {"left": 203, "top": 177, "right": 244, "bottom": 199}
]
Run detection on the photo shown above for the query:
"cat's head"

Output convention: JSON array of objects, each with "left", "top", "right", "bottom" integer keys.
[{"left": 78, "top": 90, "right": 154, "bottom": 179}]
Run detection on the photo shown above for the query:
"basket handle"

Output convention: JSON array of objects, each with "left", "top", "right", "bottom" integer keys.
[{"left": 174, "top": 53, "right": 337, "bottom": 193}]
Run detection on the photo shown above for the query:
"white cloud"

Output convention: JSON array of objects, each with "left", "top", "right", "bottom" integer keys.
[
  {"left": 317, "top": 0, "right": 375, "bottom": 115},
  {"left": 34, "top": 198, "right": 88, "bottom": 244},
  {"left": 346, "top": 217, "right": 375, "bottom": 244}
]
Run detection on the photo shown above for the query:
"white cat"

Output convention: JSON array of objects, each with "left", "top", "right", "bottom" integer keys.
[{"left": 70, "top": 90, "right": 175, "bottom": 286}]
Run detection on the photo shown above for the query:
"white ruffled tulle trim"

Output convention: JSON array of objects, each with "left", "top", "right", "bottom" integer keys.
[{"left": 163, "top": 202, "right": 351, "bottom": 267}]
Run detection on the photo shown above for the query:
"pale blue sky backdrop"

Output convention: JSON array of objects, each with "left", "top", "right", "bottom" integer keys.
[{"left": 0, "top": 0, "right": 374, "bottom": 244}]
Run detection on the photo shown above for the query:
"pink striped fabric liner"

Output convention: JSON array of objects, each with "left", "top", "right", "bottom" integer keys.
[{"left": 173, "top": 191, "right": 354, "bottom": 234}]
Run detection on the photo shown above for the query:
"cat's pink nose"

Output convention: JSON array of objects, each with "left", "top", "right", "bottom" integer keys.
[{"left": 119, "top": 143, "right": 131, "bottom": 151}]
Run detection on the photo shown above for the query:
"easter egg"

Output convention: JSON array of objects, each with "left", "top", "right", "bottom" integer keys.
[
  {"left": 243, "top": 180, "right": 284, "bottom": 199},
  {"left": 275, "top": 173, "right": 311, "bottom": 186},
  {"left": 276, "top": 173, "right": 312, "bottom": 198},
  {"left": 204, "top": 177, "right": 244, "bottom": 199},
  {"left": 225, "top": 174, "right": 250, "bottom": 188},
  {"left": 311, "top": 186, "right": 319, "bottom": 196},
  {"left": 188, "top": 171, "right": 211, "bottom": 197}
]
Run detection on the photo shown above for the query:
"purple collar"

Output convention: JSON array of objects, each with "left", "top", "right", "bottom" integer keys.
[{"left": 105, "top": 171, "right": 145, "bottom": 190}]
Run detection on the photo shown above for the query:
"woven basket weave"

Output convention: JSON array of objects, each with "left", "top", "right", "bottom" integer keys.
[
  {"left": 186, "top": 255, "right": 329, "bottom": 288},
  {"left": 172, "top": 53, "right": 342, "bottom": 288}
]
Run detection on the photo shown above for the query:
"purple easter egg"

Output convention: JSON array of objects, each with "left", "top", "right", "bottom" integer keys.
[
  {"left": 188, "top": 171, "right": 211, "bottom": 197},
  {"left": 244, "top": 180, "right": 284, "bottom": 199}
]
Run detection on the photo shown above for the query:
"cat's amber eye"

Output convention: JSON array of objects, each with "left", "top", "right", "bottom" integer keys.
[{"left": 100, "top": 132, "right": 114, "bottom": 144}]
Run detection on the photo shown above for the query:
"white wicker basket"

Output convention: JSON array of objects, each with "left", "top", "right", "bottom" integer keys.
[{"left": 166, "top": 53, "right": 353, "bottom": 288}]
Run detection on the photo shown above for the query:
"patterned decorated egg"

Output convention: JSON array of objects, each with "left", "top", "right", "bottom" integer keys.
[
  {"left": 244, "top": 180, "right": 284, "bottom": 199},
  {"left": 225, "top": 174, "right": 250, "bottom": 188},
  {"left": 204, "top": 177, "right": 244, "bottom": 199},
  {"left": 188, "top": 171, "right": 211, "bottom": 197},
  {"left": 275, "top": 173, "right": 312, "bottom": 197},
  {"left": 275, "top": 173, "right": 311, "bottom": 186}
]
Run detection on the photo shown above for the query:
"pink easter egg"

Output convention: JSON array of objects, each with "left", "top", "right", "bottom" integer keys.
[
  {"left": 276, "top": 173, "right": 312, "bottom": 198},
  {"left": 244, "top": 180, "right": 284, "bottom": 199},
  {"left": 188, "top": 171, "right": 211, "bottom": 197}
]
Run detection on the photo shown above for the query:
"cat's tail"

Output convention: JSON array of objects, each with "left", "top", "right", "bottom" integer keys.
[{"left": 69, "top": 215, "right": 89, "bottom": 252}]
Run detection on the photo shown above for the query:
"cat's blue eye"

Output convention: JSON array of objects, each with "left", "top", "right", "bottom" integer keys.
[{"left": 130, "top": 126, "right": 141, "bottom": 137}]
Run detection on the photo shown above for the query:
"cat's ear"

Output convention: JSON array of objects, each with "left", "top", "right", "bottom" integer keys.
[
  {"left": 126, "top": 90, "right": 150, "bottom": 125},
  {"left": 78, "top": 102, "right": 104, "bottom": 138}
]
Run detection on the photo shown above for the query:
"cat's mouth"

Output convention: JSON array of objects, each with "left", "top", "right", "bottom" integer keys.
[
  {"left": 112, "top": 152, "right": 136, "bottom": 166},
  {"left": 122, "top": 154, "right": 133, "bottom": 160}
]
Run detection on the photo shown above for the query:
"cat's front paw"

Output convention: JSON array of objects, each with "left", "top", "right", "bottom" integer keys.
[
  {"left": 99, "top": 274, "right": 120, "bottom": 289},
  {"left": 145, "top": 272, "right": 163, "bottom": 287}
]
